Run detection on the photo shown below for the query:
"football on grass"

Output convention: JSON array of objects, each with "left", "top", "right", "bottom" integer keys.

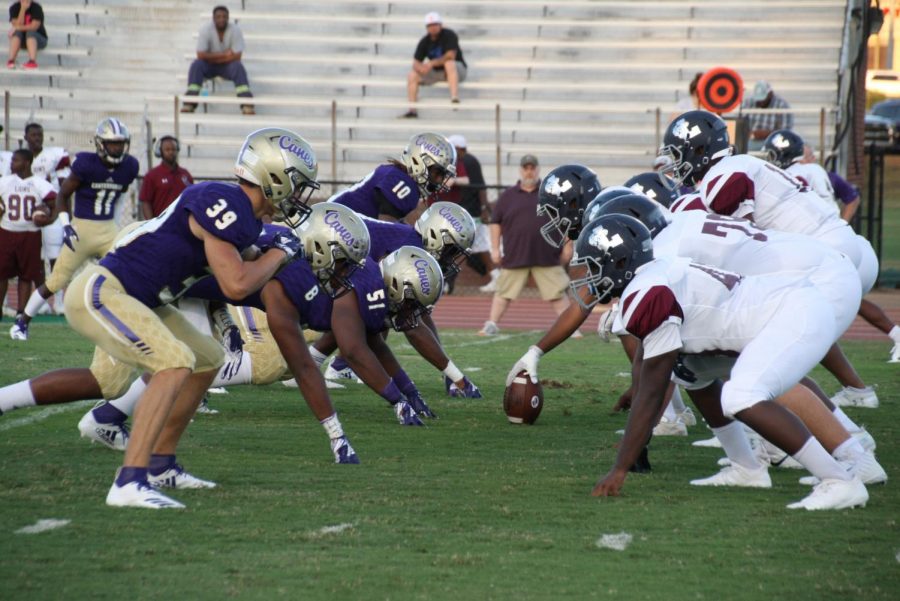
[
  {"left": 32, "top": 206, "right": 52, "bottom": 227},
  {"left": 503, "top": 370, "right": 544, "bottom": 425}
]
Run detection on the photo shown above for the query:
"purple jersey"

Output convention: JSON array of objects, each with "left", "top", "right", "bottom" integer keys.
[
  {"left": 101, "top": 181, "right": 262, "bottom": 308},
  {"left": 329, "top": 164, "right": 420, "bottom": 219},
  {"left": 361, "top": 215, "right": 422, "bottom": 260},
  {"left": 70, "top": 152, "right": 140, "bottom": 221},
  {"left": 349, "top": 259, "right": 390, "bottom": 333},
  {"left": 827, "top": 171, "right": 859, "bottom": 205}
]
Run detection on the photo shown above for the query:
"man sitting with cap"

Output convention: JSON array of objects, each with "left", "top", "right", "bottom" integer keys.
[
  {"left": 740, "top": 80, "right": 793, "bottom": 151},
  {"left": 402, "top": 12, "right": 468, "bottom": 118}
]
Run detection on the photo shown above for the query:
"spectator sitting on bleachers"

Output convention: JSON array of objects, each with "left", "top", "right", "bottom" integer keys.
[
  {"left": 741, "top": 80, "right": 793, "bottom": 151},
  {"left": 181, "top": 5, "right": 255, "bottom": 115},
  {"left": 7, "top": 0, "right": 47, "bottom": 70},
  {"left": 402, "top": 12, "right": 467, "bottom": 118}
]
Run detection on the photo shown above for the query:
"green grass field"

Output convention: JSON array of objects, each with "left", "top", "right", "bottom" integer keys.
[{"left": 1, "top": 321, "right": 898, "bottom": 600}]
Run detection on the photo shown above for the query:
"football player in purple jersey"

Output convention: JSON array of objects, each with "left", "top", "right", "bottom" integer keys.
[
  {"left": 323, "top": 202, "right": 482, "bottom": 398},
  {"left": 13, "top": 118, "right": 140, "bottom": 340},
  {"left": 0, "top": 127, "right": 319, "bottom": 509},
  {"left": 329, "top": 133, "right": 455, "bottom": 222}
]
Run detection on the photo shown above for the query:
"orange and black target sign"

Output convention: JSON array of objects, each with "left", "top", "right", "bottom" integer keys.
[{"left": 697, "top": 67, "right": 744, "bottom": 113}]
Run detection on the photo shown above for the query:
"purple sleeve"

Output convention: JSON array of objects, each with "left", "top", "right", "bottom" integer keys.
[
  {"left": 182, "top": 183, "right": 261, "bottom": 250},
  {"left": 70, "top": 152, "right": 93, "bottom": 181},
  {"left": 827, "top": 172, "right": 858, "bottom": 205}
]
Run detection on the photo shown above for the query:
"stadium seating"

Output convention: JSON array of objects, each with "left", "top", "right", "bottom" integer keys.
[{"left": 2, "top": 0, "right": 847, "bottom": 195}]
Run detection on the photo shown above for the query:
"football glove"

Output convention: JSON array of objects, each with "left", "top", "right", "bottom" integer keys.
[
  {"left": 597, "top": 304, "right": 619, "bottom": 343},
  {"left": 394, "top": 399, "right": 425, "bottom": 426},
  {"left": 62, "top": 224, "right": 79, "bottom": 251},
  {"left": 271, "top": 230, "right": 302, "bottom": 263},
  {"left": 505, "top": 345, "right": 543, "bottom": 387},
  {"left": 220, "top": 325, "right": 244, "bottom": 380},
  {"left": 407, "top": 392, "right": 437, "bottom": 418},
  {"left": 448, "top": 377, "right": 482, "bottom": 399}
]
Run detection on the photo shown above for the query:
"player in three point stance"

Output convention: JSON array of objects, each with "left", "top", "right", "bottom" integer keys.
[
  {"left": 328, "top": 132, "right": 456, "bottom": 222},
  {"left": 22, "top": 127, "right": 316, "bottom": 509},
  {"left": 574, "top": 215, "right": 869, "bottom": 510},
  {"left": 13, "top": 118, "right": 139, "bottom": 341}
]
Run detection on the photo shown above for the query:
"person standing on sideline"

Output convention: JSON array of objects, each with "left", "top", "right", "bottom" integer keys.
[
  {"left": 401, "top": 12, "right": 467, "bottom": 118},
  {"left": 140, "top": 136, "right": 194, "bottom": 219},
  {"left": 181, "top": 5, "right": 255, "bottom": 115},
  {"left": 478, "top": 154, "right": 575, "bottom": 337},
  {"left": 7, "top": 0, "right": 47, "bottom": 70}
]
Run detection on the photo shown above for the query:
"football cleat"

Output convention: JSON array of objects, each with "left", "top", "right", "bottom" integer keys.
[
  {"left": 690, "top": 463, "right": 772, "bottom": 488},
  {"left": 78, "top": 409, "right": 129, "bottom": 451},
  {"left": 325, "top": 363, "right": 362, "bottom": 384},
  {"left": 799, "top": 453, "right": 887, "bottom": 486},
  {"left": 692, "top": 436, "right": 723, "bottom": 448},
  {"left": 889, "top": 343, "right": 899, "bottom": 363},
  {"left": 9, "top": 319, "right": 28, "bottom": 341},
  {"left": 331, "top": 436, "right": 360, "bottom": 464},
  {"left": 677, "top": 407, "right": 697, "bottom": 426},
  {"left": 477, "top": 320, "right": 499, "bottom": 336},
  {"left": 195, "top": 397, "right": 220, "bottom": 415},
  {"left": 830, "top": 386, "right": 879, "bottom": 409},
  {"left": 148, "top": 464, "right": 217, "bottom": 489},
  {"left": 851, "top": 429, "right": 876, "bottom": 453},
  {"left": 394, "top": 401, "right": 424, "bottom": 426},
  {"left": 106, "top": 481, "right": 185, "bottom": 509},
  {"left": 652, "top": 417, "right": 688, "bottom": 437},
  {"left": 786, "top": 477, "right": 868, "bottom": 511},
  {"left": 407, "top": 394, "right": 437, "bottom": 419},
  {"left": 448, "top": 377, "right": 482, "bottom": 399}
]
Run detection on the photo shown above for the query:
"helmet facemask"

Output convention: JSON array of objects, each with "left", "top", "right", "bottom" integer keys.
[
  {"left": 434, "top": 240, "right": 469, "bottom": 277},
  {"left": 569, "top": 255, "right": 617, "bottom": 311},
  {"left": 274, "top": 167, "right": 320, "bottom": 228},
  {"left": 315, "top": 247, "right": 361, "bottom": 299},
  {"left": 387, "top": 293, "right": 429, "bottom": 332},
  {"left": 538, "top": 201, "right": 575, "bottom": 248}
]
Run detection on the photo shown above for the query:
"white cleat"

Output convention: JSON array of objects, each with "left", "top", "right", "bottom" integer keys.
[
  {"left": 324, "top": 364, "right": 362, "bottom": 384},
  {"left": 148, "top": 464, "right": 217, "bottom": 489},
  {"left": 692, "top": 436, "right": 722, "bottom": 448},
  {"left": 652, "top": 417, "right": 688, "bottom": 436},
  {"left": 851, "top": 429, "right": 876, "bottom": 453},
  {"left": 106, "top": 481, "right": 185, "bottom": 509},
  {"left": 677, "top": 407, "right": 697, "bottom": 427},
  {"left": 78, "top": 409, "right": 129, "bottom": 451},
  {"left": 888, "top": 343, "right": 899, "bottom": 364},
  {"left": 9, "top": 322, "right": 28, "bottom": 341},
  {"left": 830, "top": 386, "right": 879, "bottom": 409},
  {"left": 799, "top": 453, "right": 888, "bottom": 486},
  {"left": 690, "top": 463, "right": 772, "bottom": 488},
  {"left": 787, "top": 477, "right": 868, "bottom": 511}
]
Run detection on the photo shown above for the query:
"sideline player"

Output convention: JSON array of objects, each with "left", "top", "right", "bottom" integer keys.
[
  {"left": 13, "top": 118, "right": 139, "bottom": 340},
  {"left": 0, "top": 149, "right": 57, "bottom": 324}
]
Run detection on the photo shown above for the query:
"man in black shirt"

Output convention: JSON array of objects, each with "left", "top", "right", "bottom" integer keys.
[
  {"left": 7, "top": 0, "right": 48, "bottom": 70},
  {"left": 402, "top": 12, "right": 467, "bottom": 118}
]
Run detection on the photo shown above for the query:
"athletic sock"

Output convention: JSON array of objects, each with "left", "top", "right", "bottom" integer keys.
[
  {"left": 832, "top": 407, "right": 861, "bottom": 434},
  {"left": 108, "top": 377, "right": 147, "bottom": 417},
  {"left": 115, "top": 466, "right": 149, "bottom": 487},
  {"left": 23, "top": 289, "right": 47, "bottom": 319},
  {"left": 0, "top": 380, "right": 37, "bottom": 413},
  {"left": 669, "top": 386, "right": 686, "bottom": 413},
  {"left": 330, "top": 355, "right": 350, "bottom": 372},
  {"left": 889, "top": 325, "right": 900, "bottom": 344},
  {"left": 792, "top": 437, "right": 850, "bottom": 482},
  {"left": 662, "top": 400, "right": 678, "bottom": 422},
  {"left": 321, "top": 414, "right": 344, "bottom": 440},
  {"left": 713, "top": 421, "right": 763, "bottom": 470},
  {"left": 92, "top": 402, "right": 128, "bottom": 425},
  {"left": 148, "top": 454, "right": 177, "bottom": 476}
]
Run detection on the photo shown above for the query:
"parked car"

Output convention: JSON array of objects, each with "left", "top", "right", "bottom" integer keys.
[
  {"left": 866, "top": 70, "right": 900, "bottom": 97},
  {"left": 864, "top": 99, "right": 900, "bottom": 153}
]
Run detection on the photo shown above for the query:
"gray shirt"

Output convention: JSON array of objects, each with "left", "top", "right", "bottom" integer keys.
[{"left": 196, "top": 21, "right": 245, "bottom": 54}]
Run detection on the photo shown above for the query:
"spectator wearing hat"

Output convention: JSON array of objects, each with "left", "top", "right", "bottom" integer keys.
[
  {"left": 478, "top": 154, "right": 574, "bottom": 336},
  {"left": 139, "top": 136, "right": 193, "bottom": 219},
  {"left": 402, "top": 12, "right": 468, "bottom": 118},
  {"left": 741, "top": 80, "right": 793, "bottom": 150}
]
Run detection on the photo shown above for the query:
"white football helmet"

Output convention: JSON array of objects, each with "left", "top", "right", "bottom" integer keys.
[
  {"left": 94, "top": 117, "right": 130, "bottom": 165},
  {"left": 234, "top": 128, "right": 320, "bottom": 228},
  {"left": 400, "top": 132, "right": 456, "bottom": 200},
  {"left": 380, "top": 246, "right": 444, "bottom": 331},
  {"left": 295, "top": 203, "right": 370, "bottom": 298},
  {"left": 414, "top": 201, "right": 475, "bottom": 276}
]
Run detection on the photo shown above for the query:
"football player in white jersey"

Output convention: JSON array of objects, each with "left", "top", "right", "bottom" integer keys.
[
  {"left": 24, "top": 123, "right": 71, "bottom": 315},
  {"left": 0, "top": 149, "right": 57, "bottom": 327},
  {"left": 660, "top": 110, "right": 900, "bottom": 372},
  {"left": 507, "top": 193, "right": 882, "bottom": 486},
  {"left": 577, "top": 215, "right": 870, "bottom": 511}
]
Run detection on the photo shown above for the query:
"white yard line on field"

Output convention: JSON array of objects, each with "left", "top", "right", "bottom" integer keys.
[{"left": 0, "top": 401, "right": 93, "bottom": 432}]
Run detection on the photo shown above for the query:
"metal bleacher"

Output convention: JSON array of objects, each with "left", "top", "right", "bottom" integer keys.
[{"left": 1, "top": 0, "right": 848, "bottom": 194}]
